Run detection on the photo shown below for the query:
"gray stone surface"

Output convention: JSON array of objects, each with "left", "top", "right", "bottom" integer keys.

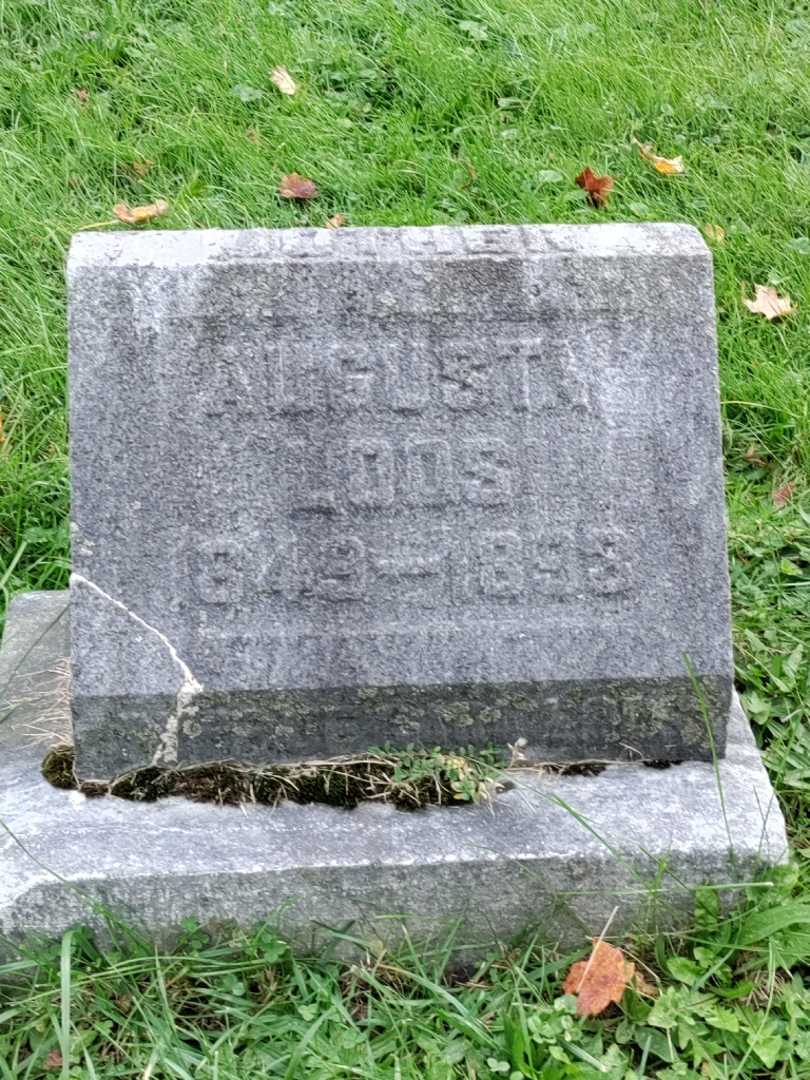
[
  {"left": 0, "top": 592, "right": 785, "bottom": 958},
  {"left": 68, "top": 223, "right": 732, "bottom": 779}
]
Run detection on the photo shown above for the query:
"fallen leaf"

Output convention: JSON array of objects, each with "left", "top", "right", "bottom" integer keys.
[
  {"left": 113, "top": 199, "right": 170, "bottom": 225},
  {"left": 744, "top": 445, "right": 767, "bottom": 467},
  {"left": 575, "top": 167, "right": 614, "bottom": 208},
  {"left": 44, "top": 1050, "right": 63, "bottom": 1071},
  {"left": 75, "top": 88, "right": 89, "bottom": 104},
  {"left": 325, "top": 214, "right": 346, "bottom": 229},
  {"left": 634, "top": 138, "right": 685, "bottom": 175},
  {"left": 270, "top": 65, "right": 297, "bottom": 95},
  {"left": 563, "top": 939, "right": 633, "bottom": 1016},
  {"left": 278, "top": 173, "right": 318, "bottom": 200},
  {"left": 131, "top": 159, "right": 154, "bottom": 179},
  {"left": 703, "top": 224, "right": 725, "bottom": 243},
  {"left": 245, "top": 128, "right": 259, "bottom": 143},
  {"left": 632, "top": 969, "right": 658, "bottom": 997},
  {"left": 0, "top": 413, "right": 5, "bottom": 445},
  {"left": 773, "top": 481, "right": 796, "bottom": 509},
  {"left": 744, "top": 284, "right": 795, "bottom": 321}
]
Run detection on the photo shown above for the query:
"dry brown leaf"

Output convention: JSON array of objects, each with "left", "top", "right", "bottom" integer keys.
[
  {"left": 744, "top": 284, "right": 795, "bottom": 321},
  {"left": 75, "top": 88, "right": 89, "bottom": 104},
  {"left": 563, "top": 939, "right": 633, "bottom": 1016},
  {"left": 744, "top": 445, "right": 767, "bottom": 467},
  {"left": 270, "top": 65, "right": 297, "bottom": 95},
  {"left": 325, "top": 214, "right": 346, "bottom": 229},
  {"left": 575, "top": 167, "right": 614, "bottom": 208},
  {"left": 703, "top": 224, "right": 725, "bottom": 243},
  {"left": 773, "top": 481, "right": 796, "bottom": 509},
  {"left": 0, "top": 413, "right": 5, "bottom": 445},
  {"left": 631, "top": 969, "right": 658, "bottom": 997},
  {"left": 278, "top": 173, "right": 318, "bottom": 200},
  {"left": 245, "top": 128, "right": 259, "bottom": 143},
  {"left": 43, "top": 1050, "right": 63, "bottom": 1071},
  {"left": 633, "top": 138, "right": 685, "bottom": 175},
  {"left": 113, "top": 199, "right": 169, "bottom": 225},
  {"left": 131, "top": 159, "right": 154, "bottom": 179}
]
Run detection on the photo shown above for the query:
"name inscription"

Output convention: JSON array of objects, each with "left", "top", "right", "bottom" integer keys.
[
  {"left": 290, "top": 436, "right": 585, "bottom": 513},
  {"left": 201, "top": 340, "right": 596, "bottom": 419},
  {"left": 185, "top": 323, "right": 637, "bottom": 617}
]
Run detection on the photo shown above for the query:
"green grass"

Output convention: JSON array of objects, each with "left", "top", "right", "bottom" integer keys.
[
  {"left": 1, "top": 0, "right": 810, "bottom": 1073},
  {"left": 3, "top": 886, "right": 810, "bottom": 1080}
]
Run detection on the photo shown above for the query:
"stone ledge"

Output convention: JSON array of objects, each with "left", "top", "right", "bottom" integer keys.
[
  {"left": 0, "top": 591, "right": 788, "bottom": 958},
  {"left": 68, "top": 223, "right": 711, "bottom": 270}
]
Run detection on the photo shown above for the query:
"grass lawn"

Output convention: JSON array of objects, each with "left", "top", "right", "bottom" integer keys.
[{"left": 1, "top": 0, "right": 809, "bottom": 1074}]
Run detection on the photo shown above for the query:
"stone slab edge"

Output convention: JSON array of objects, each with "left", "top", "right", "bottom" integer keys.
[{"left": 0, "top": 592, "right": 788, "bottom": 958}]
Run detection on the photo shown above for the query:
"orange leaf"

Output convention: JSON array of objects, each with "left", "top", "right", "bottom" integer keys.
[
  {"left": 575, "top": 167, "right": 614, "bottom": 208},
  {"left": 270, "top": 65, "right": 297, "bottom": 95},
  {"left": 325, "top": 214, "right": 346, "bottom": 229},
  {"left": 634, "top": 138, "right": 685, "bottom": 175},
  {"left": 113, "top": 199, "right": 169, "bottom": 225},
  {"left": 278, "top": 173, "right": 318, "bottom": 200},
  {"left": 744, "top": 284, "right": 795, "bottom": 321},
  {"left": 773, "top": 481, "right": 796, "bottom": 509},
  {"left": 563, "top": 939, "right": 633, "bottom": 1016}
]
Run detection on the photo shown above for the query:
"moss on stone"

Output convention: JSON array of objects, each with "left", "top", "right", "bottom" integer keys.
[
  {"left": 40, "top": 746, "right": 506, "bottom": 810},
  {"left": 41, "top": 745, "right": 76, "bottom": 789}
]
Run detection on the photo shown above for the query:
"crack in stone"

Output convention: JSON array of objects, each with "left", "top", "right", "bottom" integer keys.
[{"left": 71, "top": 574, "right": 203, "bottom": 766}]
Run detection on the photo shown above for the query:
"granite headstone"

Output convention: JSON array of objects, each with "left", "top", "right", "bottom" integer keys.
[{"left": 67, "top": 223, "right": 732, "bottom": 781}]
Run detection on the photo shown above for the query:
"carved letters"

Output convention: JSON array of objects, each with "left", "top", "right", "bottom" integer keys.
[
  {"left": 250, "top": 224, "right": 563, "bottom": 261},
  {"left": 190, "top": 528, "right": 631, "bottom": 607},
  {"left": 191, "top": 324, "right": 635, "bottom": 616},
  {"left": 289, "top": 438, "right": 517, "bottom": 513},
  {"left": 202, "top": 340, "right": 595, "bottom": 419}
]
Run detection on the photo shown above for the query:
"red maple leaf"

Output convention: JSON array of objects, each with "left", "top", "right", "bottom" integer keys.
[
  {"left": 575, "top": 167, "right": 614, "bottom": 208},
  {"left": 278, "top": 173, "right": 318, "bottom": 200}
]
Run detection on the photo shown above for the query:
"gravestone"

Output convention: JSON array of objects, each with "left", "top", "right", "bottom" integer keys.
[
  {"left": 67, "top": 223, "right": 732, "bottom": 781},
  {"left": 0, "top": 223, "right": 787, "bottom": 959}
]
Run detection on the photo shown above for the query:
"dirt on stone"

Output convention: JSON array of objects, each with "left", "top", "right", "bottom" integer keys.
[{"left": 40, "top": 746, "right": 502, "bottom": 810}]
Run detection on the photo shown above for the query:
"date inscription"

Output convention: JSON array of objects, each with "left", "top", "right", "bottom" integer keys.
[{"left": 189, "top": 527, "right": 632, "bottom": 608}]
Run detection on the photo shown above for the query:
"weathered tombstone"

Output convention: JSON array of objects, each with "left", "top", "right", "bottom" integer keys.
[
  {"left": 0, "top": 223, "right": 787, "bottom": 959},
  {"left": 67, "top": 224, "right": 733, "bottom": 781}
]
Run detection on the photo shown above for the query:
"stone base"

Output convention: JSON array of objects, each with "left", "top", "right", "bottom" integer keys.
[{"left": 0, "top": 591, "right": 788, "bottom": 959}]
